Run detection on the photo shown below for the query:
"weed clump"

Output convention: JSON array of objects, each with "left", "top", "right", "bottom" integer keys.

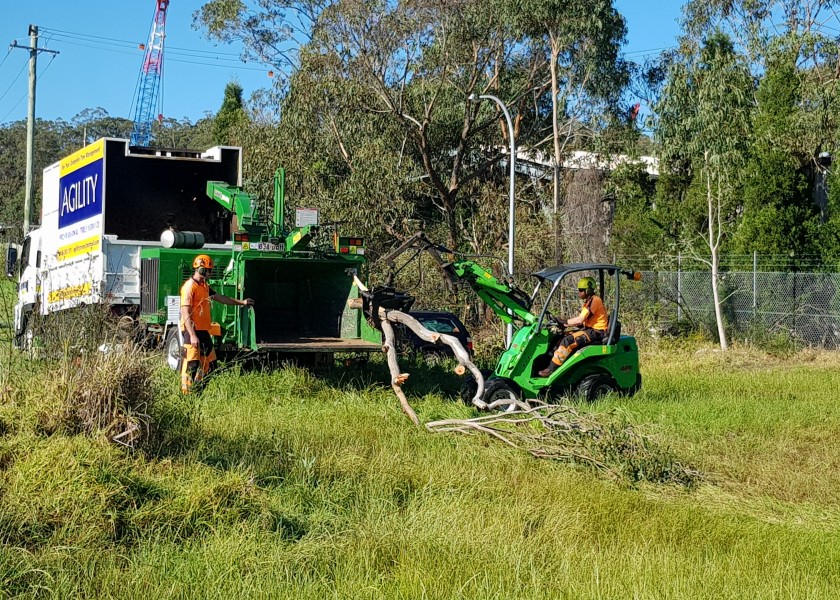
[{"left": 36, "top": 346, "right": 156, "bottom": 447}]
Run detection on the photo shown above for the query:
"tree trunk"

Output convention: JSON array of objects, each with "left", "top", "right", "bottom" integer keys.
[
  {"left": 444, "top": 190, "right": 458, "bottom": 251},
  {"left": 710, "top": 246, "right": 728, "bottom": 350},
  {"left": 706, "top": 160, "right": 728, "bottom": 350}
]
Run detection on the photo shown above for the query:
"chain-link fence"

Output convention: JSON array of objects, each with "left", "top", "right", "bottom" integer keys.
[{"left": 619, "top": 254, "right": 840, "bottom": 349}]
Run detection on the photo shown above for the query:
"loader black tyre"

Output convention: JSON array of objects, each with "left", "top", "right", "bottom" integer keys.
[
  {"left": 575, "top": 374, "right": 616, "bottom": 402},
  {"left": 459, "top": 369, "right": 493, "bottom": 406},
  {"left": 483, "top": 378, "right": 522, "bottom": 413},
  {"left": 164, "top": 327, "right": 183, "bottom": 372}
]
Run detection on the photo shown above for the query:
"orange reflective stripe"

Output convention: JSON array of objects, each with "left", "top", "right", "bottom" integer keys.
[{"left": 183, "top": 343, "right": 201, "bottom": 362}]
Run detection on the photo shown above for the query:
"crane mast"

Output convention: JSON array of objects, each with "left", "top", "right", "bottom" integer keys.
[{"left": 130, "top": 0, "right": 169, "bottom": 147}]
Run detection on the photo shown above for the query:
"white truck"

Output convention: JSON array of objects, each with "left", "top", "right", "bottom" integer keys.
[{"left": 10, "top": 138, "right": 242, "bottom": 349}]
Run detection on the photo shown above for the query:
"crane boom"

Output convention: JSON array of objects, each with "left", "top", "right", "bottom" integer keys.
[{"left": 130, "top": 0, "right": 169, "bottom": 147}]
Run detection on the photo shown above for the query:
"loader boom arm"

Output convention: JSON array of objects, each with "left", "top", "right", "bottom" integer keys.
[
  {"left": 380, "top": 232, "right": 535, "bottom": 327},
  {"left": 206, "top": 181, "right": 260, "bottom": 231}
]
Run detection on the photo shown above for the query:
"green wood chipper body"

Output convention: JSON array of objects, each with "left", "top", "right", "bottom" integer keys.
[{"left": 139, "top": 169, "right": 381, "bottom": 361}]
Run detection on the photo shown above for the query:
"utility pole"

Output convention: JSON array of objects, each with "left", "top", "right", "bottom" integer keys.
[{"left": 10, "top": 25, "right": 59, "bottom": 236}]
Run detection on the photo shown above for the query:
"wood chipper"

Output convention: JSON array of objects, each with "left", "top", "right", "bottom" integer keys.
[{"left": 140, "top": 169, "right": 382, "bottom": 370}]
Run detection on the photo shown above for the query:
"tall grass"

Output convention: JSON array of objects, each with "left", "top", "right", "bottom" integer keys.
[{"left": 1, "top": 338, "right": 840, "bottom": 598}]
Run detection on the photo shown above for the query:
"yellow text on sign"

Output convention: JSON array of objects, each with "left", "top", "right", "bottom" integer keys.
[
  {"left": 57, "top": 235, "right": 101, "bottom": 262},
  {"left": 60, "top": 139, "right": 104, "bottom": 177},
  {"left": 48, "top": 282, "right": 92, "bottom": 304}
]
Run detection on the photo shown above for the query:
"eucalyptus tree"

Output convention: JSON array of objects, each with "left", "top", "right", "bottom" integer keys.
[
  {"left": 685, "top": 0, "right": 840, "bottom": 251},
  {"left": 0, "top": 118, "right": 75, "bottom": 236},
  {"left": 70, "top": 108, "right": 132, "bottom": 146},
  {"left": 654, "top": 33, "right": 753, "bottom": 350},
  {"left": 197, "top": 0, "right": 541, "bottom": 252},
  {"left": 501, "top": 0, "right": 628, "bottom": 263}
]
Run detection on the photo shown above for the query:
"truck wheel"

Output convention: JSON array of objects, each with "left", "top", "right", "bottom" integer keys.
[
  {"left": 459, "top": 369, "right": 493, "bottom": 406},
  {"left": 16, "top": 313, "right": 36, "bottom": 354},
  {"left": 483, "top": 378, "right": 523, "bottom": 413},
  {"left": 164, "top": 328, "right": 183, "bottom": 371},
  {"left": 575, "top": 374, "right": 616, "bottom": 402}
]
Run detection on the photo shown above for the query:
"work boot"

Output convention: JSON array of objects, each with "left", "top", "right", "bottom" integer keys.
[{"left": 538, "top": 362, "right": 560, "bottom": 378}]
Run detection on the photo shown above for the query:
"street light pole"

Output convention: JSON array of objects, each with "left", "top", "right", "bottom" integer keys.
[{"left": 468, "top": 93, "right": 516, "bottom": 347}]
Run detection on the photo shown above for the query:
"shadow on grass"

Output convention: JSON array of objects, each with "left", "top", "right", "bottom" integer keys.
[{"left": 316, "top": 354, "right": 471, "bottom": 400}]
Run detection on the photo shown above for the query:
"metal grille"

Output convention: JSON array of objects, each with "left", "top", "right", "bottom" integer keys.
[
  {"left": 140, "top": 258, "right": 159, "bottom": 315},
  {"left": 620, "top": 257, "right": 840, "bottom": 348}
]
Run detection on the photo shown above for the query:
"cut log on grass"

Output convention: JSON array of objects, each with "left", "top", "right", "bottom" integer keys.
[
  {"left": 380, "top": 319, "right": 419, "bottom": 426},
  {"left": 349, "top": 297, "right": 488, "bottom": 422},
  {"left": 379, "top": 308, "right": 486, "bottom": 409}
]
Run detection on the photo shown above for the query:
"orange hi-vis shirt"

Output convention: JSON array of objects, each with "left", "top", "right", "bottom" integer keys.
[
  {"left": 579, "top": 294, "right": 609, "bottom": 331},
  {"left": 180, "top": 277, "right": 215, "bottom": 331}
]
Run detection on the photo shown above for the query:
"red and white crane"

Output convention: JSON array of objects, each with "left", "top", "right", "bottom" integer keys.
[{"left": 129, "top": 0, "right": 169, "bottom": 147}]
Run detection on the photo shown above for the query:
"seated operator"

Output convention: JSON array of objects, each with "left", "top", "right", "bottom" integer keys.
[{"left": 538, "top": 276, "right": 609, "bottom": 378}]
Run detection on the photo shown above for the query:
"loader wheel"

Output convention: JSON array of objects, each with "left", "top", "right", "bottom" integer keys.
[
  {"left": 459, "top": 369, "right": 493, "bottom": 406},
  {"left": 483, "top": 378, "right": 522, "bottom": 413},
  {"left": 164, "top": 327, "right": 183, "bottom": 372},
  {"left": 575, "top": 374, "right": 616, "bottom": 402}
]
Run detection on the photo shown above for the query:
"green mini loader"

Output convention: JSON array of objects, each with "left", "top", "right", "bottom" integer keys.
[{"left": 374, "top": 233, "right": 643, "bottom": 407}]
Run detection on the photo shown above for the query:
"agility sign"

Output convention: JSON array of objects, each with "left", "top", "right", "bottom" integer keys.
[{"left": 59, "top": 139, "right": 103, "bottom": 228}]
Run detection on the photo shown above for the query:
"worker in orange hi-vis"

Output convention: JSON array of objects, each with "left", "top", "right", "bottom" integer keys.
[
  {"left": 180, "top": 254, "right": 254, "bottom": 394},
  {"left": 538, "top": 276, "right": 609, "bottom": 378}
]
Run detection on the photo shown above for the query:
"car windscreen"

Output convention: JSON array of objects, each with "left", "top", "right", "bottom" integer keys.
[{"left": 417, "top": 317, "right": 459, "bottom": 334}]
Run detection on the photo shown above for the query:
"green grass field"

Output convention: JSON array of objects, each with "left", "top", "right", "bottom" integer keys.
[{"left": 1, "top": 339, "right": 840, "bottom": 599}]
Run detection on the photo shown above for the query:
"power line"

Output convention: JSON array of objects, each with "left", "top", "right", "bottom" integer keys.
[
  {"left": 40, "top": 35, "right": 137, "bottom": 58},
  {"left": 41, "top": 26, "right": 244, "bottom": 57},
  {"left": 0, "top": 46, "right": 13, "bottom": 70},
  {"left": 46, "top": 32, "right": 249, "bottom": 63},
  {"left": 0, "top": 57, "right": 28, "bottom": 104},
  {"left": 166, "top": 56, "right": 268, "bottom": 72},
  {"left": 624, "top": 46, "right": 673, "bottom": 57},
  {"left": 0, "top": 54, "right": 57, "bottom": 123},
  {"left": 36, "top": 34, "right": 269, "bottom": 72}
]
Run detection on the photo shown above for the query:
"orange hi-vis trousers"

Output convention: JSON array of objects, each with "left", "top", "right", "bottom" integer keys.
[
  {"left": 180, "top": 330, "right": 217, "bottom": 394},
  {"left": 550, "top": 328, "right": 605, "bottom": 366}
]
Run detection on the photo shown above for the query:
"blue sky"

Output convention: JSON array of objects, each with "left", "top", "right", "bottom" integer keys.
[{"left": 0, "top": 0, "right": 684, "bottom": 126}]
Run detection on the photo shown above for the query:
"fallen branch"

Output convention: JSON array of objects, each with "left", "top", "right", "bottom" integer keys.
[
  {"left": 382, "top": 310, "right": 486, "bottom": 408},
  {"left": 427, "top": 403, "right": 702, "bottom": 486},
  {"left": 380, "top": 318, "right": 419, "bottom": 426},
  {"left": 349, "top": 297, "right": 488, "bottom": 424}
]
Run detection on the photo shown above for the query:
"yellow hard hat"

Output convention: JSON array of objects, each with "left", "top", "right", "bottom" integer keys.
[{"left": 577, "top": 276, "right": 596, "bottom": 292}]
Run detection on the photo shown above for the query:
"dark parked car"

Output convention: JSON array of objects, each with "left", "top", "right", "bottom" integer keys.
[{"left": 395, "top": 311, "right": 473, "bottom": 361}]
